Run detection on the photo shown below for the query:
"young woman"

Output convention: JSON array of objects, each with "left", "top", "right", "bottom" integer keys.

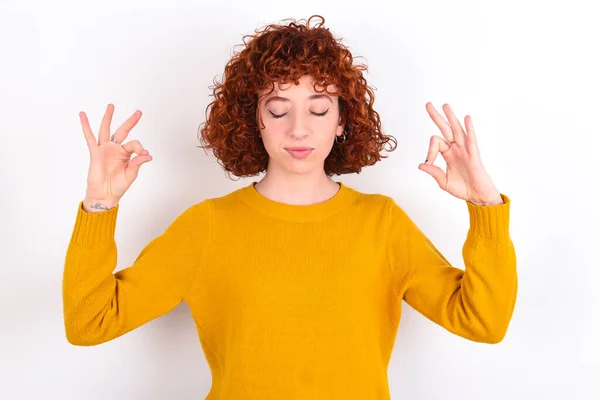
[{"left": 63, "top": 15, "right": 517, "bottom": 399}]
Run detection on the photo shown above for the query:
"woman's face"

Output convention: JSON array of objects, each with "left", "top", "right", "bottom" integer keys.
[{"left": 257, "top": 75, "right": 344, "bottom": 176}]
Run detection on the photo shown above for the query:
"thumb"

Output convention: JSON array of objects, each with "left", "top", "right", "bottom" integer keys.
[
  {"left": 125, "top": 154, "right": 152, "bottom": 182},
  {"left": 418, "top": 163, "right": 446, "bottom": 189}
]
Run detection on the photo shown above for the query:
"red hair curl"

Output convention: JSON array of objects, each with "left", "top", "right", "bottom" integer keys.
[{"left": 198, "top": 15, "right": 397, "bottom": 178}]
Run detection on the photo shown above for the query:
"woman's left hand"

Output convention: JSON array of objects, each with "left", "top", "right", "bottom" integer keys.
[{"left": 418, "top": 102, "right": 504, "bottom": 206}]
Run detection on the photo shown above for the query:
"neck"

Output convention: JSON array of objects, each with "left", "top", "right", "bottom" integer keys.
[
  {"left": 254, "top": 173, "right": 340, "bottom": 206},
  {"left": 237, "top": 180, "right": 354, "bottom": 222}
]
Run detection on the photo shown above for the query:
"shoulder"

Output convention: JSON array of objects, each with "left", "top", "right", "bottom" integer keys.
[
  {"left": 345, "top": 186, "right": 415, "bottom": 227},
  {"left": 178, "top": 198, "right": 213, "bottom": 220},
  {"left": 343, "top": 184, "right": 397, "bottom": 217},
  {"left": 178, "top": 185, "right": 246, "bottom": 220},
  {"left": 344, "top": 183, "right": 394, "bottom": 204}
]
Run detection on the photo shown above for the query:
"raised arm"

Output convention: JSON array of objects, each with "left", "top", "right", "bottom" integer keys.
[
  {"left": 387, "top": 194, "right": 518, "bottom": 344},
  {"left": 62, "top": 199, "right": 212, "bottom": 346},
  {"left": 62, "top": 103, "right": 210, "bottom": 345}
]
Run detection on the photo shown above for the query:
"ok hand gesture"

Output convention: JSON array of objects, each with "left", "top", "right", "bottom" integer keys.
[
  {"left": 418, "top": 103, "right": 503, "bottom": 206},
  {"left": 80, "top": 104, "right": 152, "bottom": 212}
]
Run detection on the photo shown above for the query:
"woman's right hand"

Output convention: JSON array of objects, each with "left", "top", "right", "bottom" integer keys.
[{"left": 80, "top": 104, "right": 153, "bottom": 213}]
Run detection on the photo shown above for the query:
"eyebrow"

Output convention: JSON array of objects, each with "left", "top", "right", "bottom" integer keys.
[{"left": 265, "top": 94, "right": 332, "bottom": 105}]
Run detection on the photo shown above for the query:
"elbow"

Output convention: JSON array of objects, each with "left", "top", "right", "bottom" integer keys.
[
  {"left": 65, "top": 329, "right": 107, "bottom": 346},
  {"left": 477, "top": 294, "right": 518, "bottom": 344},
  {"left": 478, "top": 319, "right": 513, "bottom": 344},
  {"left": 64, "top": 318, "right": 103, "bottom": 346},
  {"left": 451, "top": 318, "right": 511, "bottom": 344},
  {"left": 66, "top": 333, "right": 88, "bottom": 346},
  {"left": 64, "top": 314, "right": 123, "bottom": 346},
  {"left": 65, "top": 329, "right": 88, "bottom": 346},
  {"left": 458, "top": 310, "right": 514, "bottom": 344},
  {"left": 64, "top": 312, "right": 84, "bottom": 345},
  {"left": 65, "top": 325, "right": 96, "bottom": 346},
  {"left": 481, "top": 328, "right": 508, "bottom": 344}
]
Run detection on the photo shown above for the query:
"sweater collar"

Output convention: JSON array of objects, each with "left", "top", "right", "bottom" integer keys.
[{"left": 236, "top": 181, "right": 355, "bottom": 222}]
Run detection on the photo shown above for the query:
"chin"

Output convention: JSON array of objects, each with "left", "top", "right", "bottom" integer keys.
[
  {"left": 286, "top": 163, "right": 320, "bottom": 174},
  {"left": 273, "top": 157, "right": 323, "bottom": 175}
]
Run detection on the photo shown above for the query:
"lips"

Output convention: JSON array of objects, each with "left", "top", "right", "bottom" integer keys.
[{"left": 285, "top": 148, "right": 314, "bottom": 159}]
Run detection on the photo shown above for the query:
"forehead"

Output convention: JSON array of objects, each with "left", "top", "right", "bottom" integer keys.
[{"left": 259, "top": 77, "right": 338, "bottom": 98}]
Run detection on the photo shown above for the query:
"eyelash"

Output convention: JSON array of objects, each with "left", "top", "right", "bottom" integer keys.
[{"left": 269, "top": 110, "right": 329, "bottom": 119}]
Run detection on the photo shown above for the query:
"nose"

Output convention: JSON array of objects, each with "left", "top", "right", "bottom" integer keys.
[{"left": 290, "top": 110, "right": 310, "bottom": 141}]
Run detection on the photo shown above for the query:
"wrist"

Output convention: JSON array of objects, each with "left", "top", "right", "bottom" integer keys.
[{"left": 82, "top": 197, "right": 119, "bottom": 213}]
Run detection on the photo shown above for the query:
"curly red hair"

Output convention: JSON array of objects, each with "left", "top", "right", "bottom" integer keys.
[{"left": 198, "top": 15, "right": 397, "bottom": 178}]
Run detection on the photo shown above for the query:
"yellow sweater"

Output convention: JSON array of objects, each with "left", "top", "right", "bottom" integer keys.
[{"left": 63, "top": 181, "right": 517, "bottom": 399}]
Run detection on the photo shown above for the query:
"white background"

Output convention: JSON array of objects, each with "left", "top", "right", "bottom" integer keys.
[{"left": 1, "top": 0, "right": 598, "bottom": 399}]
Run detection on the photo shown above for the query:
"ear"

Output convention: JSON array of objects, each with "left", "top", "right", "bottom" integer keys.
[{"left": 336, "top": 116, "right": 345, "bottom": 136}]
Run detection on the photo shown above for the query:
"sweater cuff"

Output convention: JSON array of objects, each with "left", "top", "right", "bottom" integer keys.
[
  {"left": 466, "top": 193, "right": 511, "bottom": 238},
  {"left": 70, "top": 201, "right": 119, "bottom": 247}
]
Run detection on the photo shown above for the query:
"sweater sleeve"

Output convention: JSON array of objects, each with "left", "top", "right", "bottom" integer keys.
[
  {"left": 62, "top": 199, "right": 213, "bottom": 346},
  {"left": 387, "top": 193, "right": 517, "bottom": 344}
]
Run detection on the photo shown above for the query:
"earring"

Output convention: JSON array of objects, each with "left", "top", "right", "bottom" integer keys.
[{"left": 335, "top": 130, "right": 347, "bottom": 144}]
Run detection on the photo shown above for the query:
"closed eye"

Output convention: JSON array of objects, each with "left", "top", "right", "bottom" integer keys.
[{"left": 269, "top": 109, "right": 329, "bottom": 119}]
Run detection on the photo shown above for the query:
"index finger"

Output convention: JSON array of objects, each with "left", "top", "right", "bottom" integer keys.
[
  {"left": 425, "top": 102, "right": 454, "bottom": 143},
  {"left": 112, "top": 110, "right": 143, "bottom": 144},
  {"left": 79, "top": 111, "right": 97, "bottom": 152},
  {"left": 98, "top": 104, "right": 115, "bottom": 145}
]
